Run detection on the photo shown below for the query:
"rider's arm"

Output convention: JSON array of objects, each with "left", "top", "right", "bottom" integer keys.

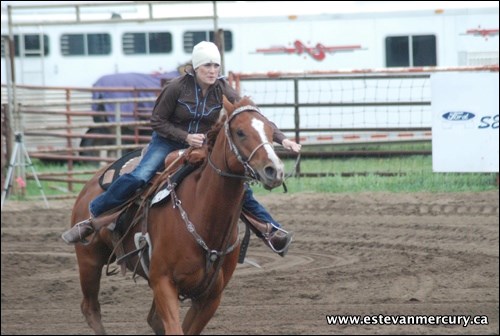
[{"left": 150, "top": 78, "right": 189, "bottom": 143}]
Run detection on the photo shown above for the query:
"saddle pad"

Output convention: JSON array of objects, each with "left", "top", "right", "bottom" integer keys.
[{"left": 99, "top": 148, "right": 144, "bottom": 190}]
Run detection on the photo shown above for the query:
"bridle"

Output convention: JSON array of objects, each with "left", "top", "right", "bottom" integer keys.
[
  {"left": 170, "top": 104, "right": 286, "bottom": 300},
  {"left": 171, "top": 104, "right": 274, "bottom": 300},
  {"left": 207, "top": 105, "right": 274, "bottom": 180}
]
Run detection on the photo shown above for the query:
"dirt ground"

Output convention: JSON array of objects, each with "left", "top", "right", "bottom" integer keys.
[{"left": 1, "top": 191, "right": 498, "bottom": 335}]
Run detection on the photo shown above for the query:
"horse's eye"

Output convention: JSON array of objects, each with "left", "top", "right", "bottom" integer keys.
[{"left": 236, "top": 129, "right": 245, "bottom": 137}]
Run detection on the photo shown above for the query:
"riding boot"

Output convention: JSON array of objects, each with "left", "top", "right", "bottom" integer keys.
[
  {"left": 240, "top": 211, "right": 294, "bottom": 257},
  {"left": 266, "top": 229, "right": 295, "bottom": 257},
  {"left": 61, "top": 218, "right": 95, "bottom": 245}
]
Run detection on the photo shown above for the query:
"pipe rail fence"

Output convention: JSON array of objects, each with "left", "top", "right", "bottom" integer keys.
[{"left": 2, "top": 65, "right": 497, "bottom": 199}]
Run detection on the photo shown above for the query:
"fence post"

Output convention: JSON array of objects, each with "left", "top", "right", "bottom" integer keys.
[
  {"left": 65, "top": 88, "right": 74, "bottom": 192},
  {"left": 293, "top": 78, "right": 301, "bottom": 176},
  {"left": 115, "top": 102, "right": 122, "bottom": 158},
  {"left": 1, "top": 104, "right": 12, "bottom": 194}
]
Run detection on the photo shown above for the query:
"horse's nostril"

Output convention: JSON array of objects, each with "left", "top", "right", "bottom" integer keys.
[{"left": 264, "top": 166, "right": 277, "bottom": 179}]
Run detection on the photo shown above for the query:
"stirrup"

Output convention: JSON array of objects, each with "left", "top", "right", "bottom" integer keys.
[
  {"left": 263, "top": 227, "right": 294, "bottom": 257},
  {"left": 61, "top": 218, "right": 95, "bottom": 245}
]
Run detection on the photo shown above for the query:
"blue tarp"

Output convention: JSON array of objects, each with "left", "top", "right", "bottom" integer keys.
[{"left": 92, "top": 71, "right": 179, "bottom": 122}]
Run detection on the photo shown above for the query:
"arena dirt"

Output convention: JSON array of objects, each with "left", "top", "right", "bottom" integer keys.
[{"left": 1, "top": 191, "right": 498, "bottom": 335}]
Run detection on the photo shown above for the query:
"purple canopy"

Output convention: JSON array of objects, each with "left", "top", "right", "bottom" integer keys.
[{"left": 92, "top": 71, "right": 179, "bottom": 122}]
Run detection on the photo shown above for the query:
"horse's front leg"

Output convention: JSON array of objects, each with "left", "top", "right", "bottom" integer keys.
[
  {"left": 150, "top": 275, "right": 183, "bottom": 334},
  {"left": 182, "top": 294, "right": 222, "bottom": 335},
  {"left": 182, "top": 256, "right": 238, "bottom": 335},
  {"left": 147, "top": 299, "right": 165, "bottom": 335}
]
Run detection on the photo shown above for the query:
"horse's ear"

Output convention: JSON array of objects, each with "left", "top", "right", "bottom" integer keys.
[
  {"left": 222, "top": 95, "right": 234, "bottom": 116},
  {"left": 218, "top": 106, "right": 227, "bottom": 122}
]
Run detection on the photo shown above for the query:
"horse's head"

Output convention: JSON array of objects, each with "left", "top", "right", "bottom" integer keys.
[{"left": 217, "top": 96, "right": 284, "bottom": 190}]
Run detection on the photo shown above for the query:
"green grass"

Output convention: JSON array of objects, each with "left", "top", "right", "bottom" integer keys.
[
  {"left": 5, "top": 155, "right": 498, "bottom": 201},
  {"left": 5, "top": 161, "right": 95, "bottom": 200},
  {"left": 251, "top": 155, "right": 498, "bottom": 194},
  {"left": 301, "top": 141, "right": 432, "bottom": 153},
  {"left": 261, "top": 171, "right": 497, "bottom": 194}
]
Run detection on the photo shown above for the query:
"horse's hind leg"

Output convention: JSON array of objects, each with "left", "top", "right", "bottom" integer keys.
[
  {"left": 147, "top": 299, "right": 165, "bottom": 335},
  {"left": 76, "top": 244, "right": 108, "bottom": 335}
]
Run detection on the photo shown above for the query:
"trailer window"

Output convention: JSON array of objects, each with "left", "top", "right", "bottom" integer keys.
[
  {"left": 385, "top": 35, "right": 436, "bottom": 67},
  {"left": 122, "top": 32, "right": 173, "bottom": 55},
  {"left": 183, "top": 30, "right": 233, "bottom": 53},
  {"left": 61, "top": 33, "right": 111, "bottom": 56},
  {"left": 1, "top": 34, "right": 49, "bottom": 57}
]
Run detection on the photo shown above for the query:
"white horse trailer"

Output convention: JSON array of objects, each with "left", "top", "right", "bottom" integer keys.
[
  {"left": 1, "top": 1, "right": 498, "bottom": 87},
  {"left": 0, "top": 1, "right": 498, "bottom": 155}
]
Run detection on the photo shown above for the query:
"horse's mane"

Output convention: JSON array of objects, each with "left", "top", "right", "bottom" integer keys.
[
  {"left": 206, "top": 118, "right": 225, "bottom": 152},
  {"left": 237, "top": 96, "right": 256, "bottom": 108}
]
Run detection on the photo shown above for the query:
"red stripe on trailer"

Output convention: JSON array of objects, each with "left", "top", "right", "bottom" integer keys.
[{"left": 371, "top": 134, "right": 388, "bottom": 139}]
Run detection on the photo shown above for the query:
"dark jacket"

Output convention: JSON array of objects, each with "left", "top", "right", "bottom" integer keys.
[{"left": 150, "top": 72, "right": 286, "bottom": 144}]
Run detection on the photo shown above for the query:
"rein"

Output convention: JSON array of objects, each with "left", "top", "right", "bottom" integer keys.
[{"left": 284, "top": 152, "right": 301, "bottom": 179}]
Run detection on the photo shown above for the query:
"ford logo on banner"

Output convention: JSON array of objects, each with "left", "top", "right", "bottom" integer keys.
[{"left": 441, "top": 111, "right": 476, "bottom": 121}]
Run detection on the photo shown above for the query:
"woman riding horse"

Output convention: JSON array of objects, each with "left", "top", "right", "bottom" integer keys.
[
  {"left": 62, "top": 41, "right": 301, "bottom": 254},
  {"left": 69, "top": 94, "right": 289, "bottom": 334}
]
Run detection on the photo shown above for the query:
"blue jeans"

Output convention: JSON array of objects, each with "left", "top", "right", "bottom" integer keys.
[
  {"left": 90, "top": 132, "right": 186, "bottom": 217},
  {"left": 242, "top": 183, "right": 281, "bottom": 230}
]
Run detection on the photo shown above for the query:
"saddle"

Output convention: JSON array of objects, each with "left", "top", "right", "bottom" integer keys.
[
  {"left": 99, "top": 148, "right": 145, "bottom": 190},
  {"left": 102, "top": 146, "right": 204, "bottom": 277},
  {"left": 98, "top": 146, "right": 200, "bottom": 191}
]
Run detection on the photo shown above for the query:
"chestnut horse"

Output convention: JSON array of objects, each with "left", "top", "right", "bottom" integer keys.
[{"left": 70, "top": 96, "right": 285, "bottom": 334}]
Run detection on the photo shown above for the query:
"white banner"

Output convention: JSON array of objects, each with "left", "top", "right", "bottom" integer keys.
[{"left": 432, "top": 72, "right": 499, "bottom": 172}]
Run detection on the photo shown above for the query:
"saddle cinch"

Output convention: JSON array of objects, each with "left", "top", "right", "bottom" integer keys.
[{"left": 97, "top": 147, "right": 290, "bottom": 276}]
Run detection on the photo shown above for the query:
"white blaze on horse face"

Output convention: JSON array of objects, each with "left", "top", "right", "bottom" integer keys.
[{"left": 251, "top": 117, "right": 285, "bottom": 172}]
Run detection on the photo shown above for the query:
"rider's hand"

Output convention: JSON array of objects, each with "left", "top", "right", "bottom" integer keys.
[
  {"left": 282, "top": 139, "right": 302, "bottom": 153},
  {"left": 186, "top": 133, "right": 206, "bottom": 148}
]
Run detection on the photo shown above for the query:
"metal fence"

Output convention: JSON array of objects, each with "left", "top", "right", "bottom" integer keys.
[{"left": 1, "top": 65, "right": 498, "bottom": 199}]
